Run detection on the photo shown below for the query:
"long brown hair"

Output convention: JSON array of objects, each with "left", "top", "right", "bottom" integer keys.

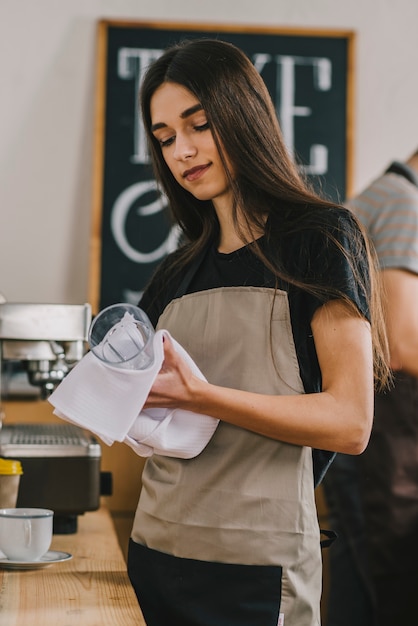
[{"left": 140, "top": 38, "right": 390, "bottom": 389}]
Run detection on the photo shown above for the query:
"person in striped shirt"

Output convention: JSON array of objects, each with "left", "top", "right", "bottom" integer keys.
[{"left": 323, "top": 149, "right": 418, "bottom": 626}]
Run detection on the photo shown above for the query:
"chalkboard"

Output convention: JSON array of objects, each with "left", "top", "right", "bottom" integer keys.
[{"left": 89, "top": 20, "right": 355, "bottom": 313}]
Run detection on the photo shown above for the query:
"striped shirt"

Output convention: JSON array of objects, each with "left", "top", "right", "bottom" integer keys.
[{"left": 347, "top": 169, "right": 418, "bottom": 274}]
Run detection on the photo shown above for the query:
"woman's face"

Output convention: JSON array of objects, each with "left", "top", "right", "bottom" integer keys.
[{"left": 150, "top": 82, "right": 233, "bottom": 210}]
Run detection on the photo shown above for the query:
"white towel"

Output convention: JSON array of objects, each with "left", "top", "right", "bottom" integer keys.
[{"left": 48, "top": 329, "right": 219, "bottom": 459}]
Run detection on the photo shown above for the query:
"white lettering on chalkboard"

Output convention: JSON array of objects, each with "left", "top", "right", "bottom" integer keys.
[
  {"left": 254, "top": 53, "right": 331, "bottom": 175},
  {"left": 111, "top": 179, "right": 181, "bottom": 262},
  {"left": 118, "top": 47, "right": 163, "bottom": 164},
  {"left": 118, "top": 47, "right": 332, "bottom": 173}
]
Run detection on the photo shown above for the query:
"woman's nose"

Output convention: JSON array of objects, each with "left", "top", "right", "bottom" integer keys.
[{"left": 173, "top": 134, "right": 197, "bottom": 161}]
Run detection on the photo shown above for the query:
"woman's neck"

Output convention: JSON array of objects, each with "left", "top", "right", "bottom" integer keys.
[
  {"left": 217, "top": 231, "right": 250, "bottom": 254},
  {"left": 214, "top": 200, "right": 265, "bottom": 254}
]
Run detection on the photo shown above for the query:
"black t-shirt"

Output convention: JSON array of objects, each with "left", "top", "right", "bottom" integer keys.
[{"left": 140, "top": 206, "right": 370, "bottom": 395}]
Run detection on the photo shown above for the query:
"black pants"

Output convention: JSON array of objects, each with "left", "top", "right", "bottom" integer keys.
[{"left": 127, "top": 539, "right": 283, "bottom": 626}]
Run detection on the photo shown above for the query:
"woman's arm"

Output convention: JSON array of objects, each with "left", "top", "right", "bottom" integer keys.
[{"left": 144, "top": 299, "right": 374, "bottom": 455}]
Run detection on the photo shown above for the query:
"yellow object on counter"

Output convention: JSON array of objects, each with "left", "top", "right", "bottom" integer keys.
[
  {"left": 0, "top": 458, "right": 23, "bottom": 475},
  {"left": 0, "top": 458, "right": 23, "bottom": 508}
]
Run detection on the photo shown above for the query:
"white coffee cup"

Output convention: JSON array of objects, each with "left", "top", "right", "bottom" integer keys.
[{"left": 0, "top": 508, "right": 54, "bottom": 561}]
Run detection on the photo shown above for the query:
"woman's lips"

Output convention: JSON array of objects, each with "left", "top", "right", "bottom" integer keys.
[{"left": 182, "top": 164, "right": 211, "bottom": 181}]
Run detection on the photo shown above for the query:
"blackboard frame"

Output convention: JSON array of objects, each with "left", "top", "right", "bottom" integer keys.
[{"left": 88, "top": 20, "right": 355, "bottom": 314}]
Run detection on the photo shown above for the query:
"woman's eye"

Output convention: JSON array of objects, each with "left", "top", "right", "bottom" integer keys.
[
  {"left": 195, "top": 122, "right": 209, "bottom": 132},
  {"left": 156, "top": 120, "right": 209, "bottom": 148},
  {"left": 159, "top": 136, "right": 175, "bottom": 148}
]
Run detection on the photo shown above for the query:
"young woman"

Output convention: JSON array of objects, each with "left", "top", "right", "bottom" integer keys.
[{"left": 127, "top": 38, "right": 389, "bottom": 626}]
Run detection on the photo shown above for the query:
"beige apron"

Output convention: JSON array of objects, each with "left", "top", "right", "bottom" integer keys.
[{"left": 132, "top": 286, "right": 322, "bottom": 625}]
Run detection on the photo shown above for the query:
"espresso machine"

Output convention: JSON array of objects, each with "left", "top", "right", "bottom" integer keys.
[{"left": 0, "top": 302, "right": 109, "bottom": 533}]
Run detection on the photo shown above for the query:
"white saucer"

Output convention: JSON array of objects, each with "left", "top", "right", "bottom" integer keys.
[{"left": 0, "top": 550, "right": 72, "bottom": 570}]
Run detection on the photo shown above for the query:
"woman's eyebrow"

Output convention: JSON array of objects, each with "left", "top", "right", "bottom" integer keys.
[
  {"left": 180, "top": 103, "right": 203, "bottom": 119},
  {"left": 151, "top": 104, "right": 203, "bottom": 132}
]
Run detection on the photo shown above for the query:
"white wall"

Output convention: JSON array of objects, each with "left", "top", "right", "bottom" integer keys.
[{"left": 1, "top": 0, "right": 418, "bottom": 304}]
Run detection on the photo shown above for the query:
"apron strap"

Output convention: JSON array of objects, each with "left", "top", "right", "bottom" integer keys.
[{"left": 174, "top": 243, "right": 212, "bottom": 299}]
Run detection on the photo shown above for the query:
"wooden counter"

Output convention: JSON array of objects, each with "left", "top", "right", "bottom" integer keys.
[{"left": 0, "top": 506, "right": 146, "bottom": 626}]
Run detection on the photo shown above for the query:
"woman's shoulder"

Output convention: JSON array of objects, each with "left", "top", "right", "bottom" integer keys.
[
  {"left": 306, "top": 203, "right": 361, "bottom": 234},
  {"left": 268, "top": 202, "right": 367, "bottom": 282},
  {"left": 270, "top": 203, "right": 362, "bottom": 250}
]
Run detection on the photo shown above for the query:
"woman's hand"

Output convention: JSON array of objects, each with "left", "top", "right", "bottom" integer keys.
[{"left": 143, "top": 334, "right": 198, "bottom": 409}]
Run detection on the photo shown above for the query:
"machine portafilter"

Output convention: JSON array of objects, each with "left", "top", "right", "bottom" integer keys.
[{"left": 0, "top": 303, "right": 92, "bottom": 401}]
